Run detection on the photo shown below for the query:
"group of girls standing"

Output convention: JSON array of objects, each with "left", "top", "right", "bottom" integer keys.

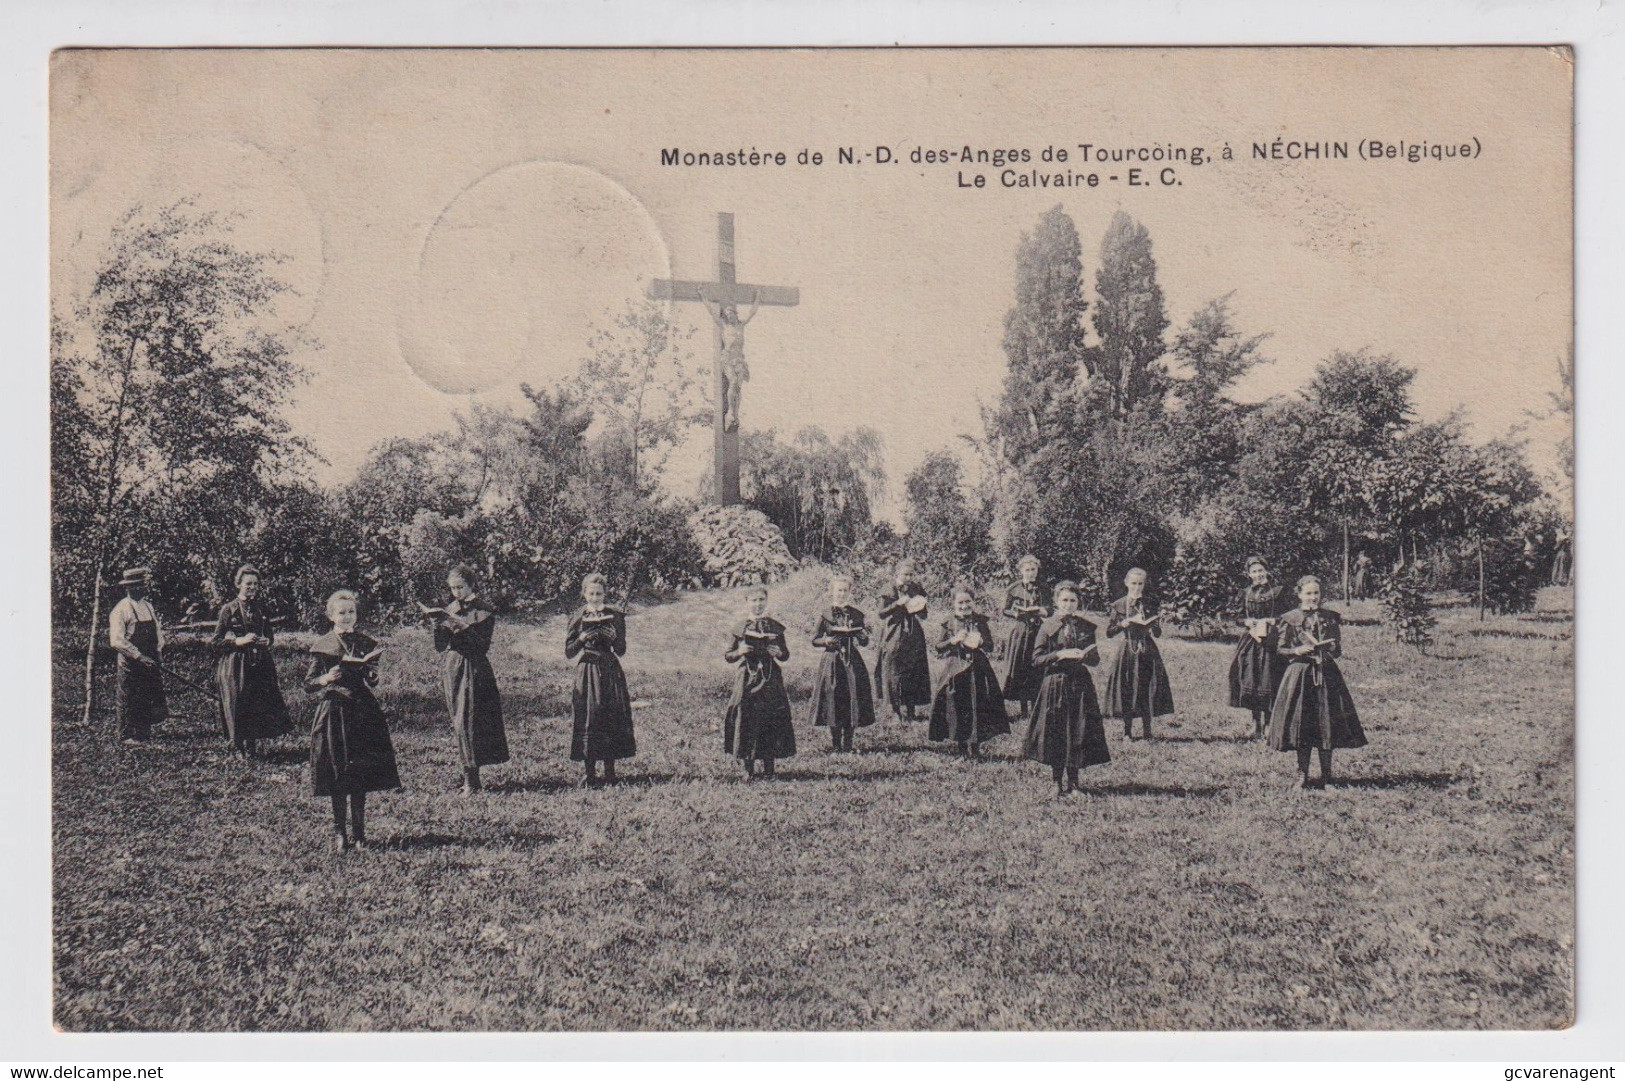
[
  {"left": 196, "top": 563, "right": 509, "bottom": 852},
  {"left": 195, "top": 550, "right": 1367, "bottom": 851},
  {"left": 713, "top": 553, "right": 1367, "bottom": 798}
]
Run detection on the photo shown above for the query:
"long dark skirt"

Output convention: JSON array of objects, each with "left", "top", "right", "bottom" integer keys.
[
  {"left": 1227, "top": 634, "right": 1283, "bottom": 710},
  {"left": 1267, "top": 659, "right": 1367, "bottom": 751},
  {"left": 1022, "top": 666, "right": 1110, "bottom": 769},
  {"left": 216, "top": 651, "right": 293, "bottom": 743},
  {"left": 1103, "top": 641, "right": 1175, "bottom": 719},
  {"left": 929, "top": 657, "right": 1011, "bottom": 744},
  {"left": 572, "top": 656, "right": 637, "bottom": 761},
  {"left": 444, "top": 651, "right": 510, "bottom": 768},
  {"left": 807, "top": 651, "right": 876, "bottom": 730},
  {"left": 725, "top": 659, "right": 797, "bottom": 761},
  {"left": 876, "top": 622, "right": 932, "bottom": 709},
  {"left": 310, "top": 690, "right": 402, "bottom": 796},
  {"left": 997, "top": 620, "right": 1045, "bottom": 703}
]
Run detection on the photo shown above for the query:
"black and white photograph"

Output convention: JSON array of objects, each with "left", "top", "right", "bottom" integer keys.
[{"left": 43, "top": 46, "right": 1576, "bottom": 1035}]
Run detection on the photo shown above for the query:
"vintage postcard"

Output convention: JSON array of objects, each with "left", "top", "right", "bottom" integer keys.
[{"left": 48, "top": 47, "right": 1573, "bottom": 1032}]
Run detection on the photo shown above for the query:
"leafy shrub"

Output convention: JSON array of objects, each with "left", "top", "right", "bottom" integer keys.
[
  {"left": 1378, "top": 566, "right": 1436, "bottom": 651},
  {"left": 1162, "top": 553, "right": 1233, "bottom": 637},
  {"left": 1477, "top": 537, "right": 1543, "bottom": 616}
]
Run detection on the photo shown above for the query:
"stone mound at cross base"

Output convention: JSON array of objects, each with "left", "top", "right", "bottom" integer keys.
[{"left": 687, "top": 505, "right": 797, "bottom": 588}]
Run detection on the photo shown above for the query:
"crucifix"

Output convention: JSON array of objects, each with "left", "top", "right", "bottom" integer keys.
[{"left": 648, "top": 212, "right": 799, "bottom": 505}]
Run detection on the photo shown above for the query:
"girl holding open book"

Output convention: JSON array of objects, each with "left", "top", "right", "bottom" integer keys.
[
  {"left": 425, "top": 564, "right": 509, "bottom": 795},
  {"left": 807, "top": 573, "right": 875, "bottom": 752},
  {"left": 1227, "top": 556, "right": 1292, "bottom": 739},
  {"left": 1268, "top": 575, "right": 1366, "bottom": 789},
  {"left": 1021, "top": 580, "right": 1109, "bottom": 796},
  {"left": 723, "top": 585, "right": 796, "bottom": 778},
  {"left": 997, "top": 554, "right": 1050, "bottom": 720},
  {"left": 307, "top": 589, "right": 401, "bottom": 853},
  {"left": 212, "top": 563, "right": 292, "bottom": 759},
  {"left": 1103, "top": 567, "right": 1175, "bottom": 740},
  {"left": 566, "top": 572, "right": 636, "bottom": 786},
  {"left": 874, "top": 558, "right": 932, "bottom": 722},
  {"left": 928, "top": 583, "right": 1010, "bottom": 757}
]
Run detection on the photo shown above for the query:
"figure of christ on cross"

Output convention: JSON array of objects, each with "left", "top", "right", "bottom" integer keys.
[
  {"left": 648, "top": 212, "right": 799, "bottom": 506},
  {"left": 699, "top": 285, "right": 760, "bottom": 435}
]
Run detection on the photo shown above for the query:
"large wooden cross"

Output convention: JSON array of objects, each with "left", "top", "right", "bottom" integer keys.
[{"left": 648, "top": 212, "right": 799, "bottom": 505}]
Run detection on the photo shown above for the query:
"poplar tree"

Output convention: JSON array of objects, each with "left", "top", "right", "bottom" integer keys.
[
  {"left": 1091, "top": 211, "right": 1170, "bottom": 420},
  {"left": 991, "top": 205, "right": 1090, "bottom": 466}
]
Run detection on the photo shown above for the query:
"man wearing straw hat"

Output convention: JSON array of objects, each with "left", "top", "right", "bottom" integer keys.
[{"left": 108, "top": 566, "right": 168, "bottom": 744}]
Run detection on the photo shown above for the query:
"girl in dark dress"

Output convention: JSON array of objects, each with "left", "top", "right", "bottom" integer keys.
[
  {"left": 427, "top": 564, "right": 509, "bottom": 795},
  {"left": 1103, "top": 567, "right": 1175, "bottom": 740},
  {"left": 1268, "top": 575, "right": 1367, "bottom": 789},
  {"left": 806, "top": 574, "right": 875, "bottom": 752},
  {"left": 1227, "top": 557, "right": 1292, "bottom": 739},
  {"left": 875, "top": 558, "right": 932, "bottom": 722},
  {"left": 1022, "top": 580, "right": 1109, "bottom": 796},
  {"left": 723, "top": 585, "right": 796, "bottom": 778},
  {"left": 997, "top": 554, "right": 1050, "bottom": 718},
  {"left": 307, "top": 590, "right": 401, "bottom": 853},
  {"left": 929, "top": 585, "right": 1010, "bottom": 757},
  {"left": 566, "top": 572, "right": 636, "bottom": 786},
  {"left": 212, "top": 564, "right": 292, "bottom": 758}
]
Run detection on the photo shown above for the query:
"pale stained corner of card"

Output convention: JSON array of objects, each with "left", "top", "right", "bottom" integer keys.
[{"left": 49, "top": 48, "right": 1574, "bottom": 1033}]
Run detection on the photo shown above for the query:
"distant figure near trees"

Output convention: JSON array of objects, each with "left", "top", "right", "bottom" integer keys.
[
  {"left": 212, "top": 564, "right": 292, "bottom": 758},
  {"left": 1551, "top": 529, "right": 1571, "bottom": 587},
  {"left": 1267, "top": 575, "right": 1367, "bottom": 789},
  {"left": 565, "top": 573, "right": 636, "bottom": 787},
  {"left": 874, "top": 558, "right": 932, "bottom": 722},
  {"left": 426, "top": 565, "right": 509, "bottom": 795},
  {"left": 1351, "top": 552, "right": 1373, "bottom": 600},
  {"left": 108, "top": 566, "right": 167, "bottom": 746}
]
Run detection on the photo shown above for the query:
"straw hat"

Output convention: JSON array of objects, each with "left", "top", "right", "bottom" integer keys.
[{"left": 118, "top": 567, "right": 152, "bottom": 587}]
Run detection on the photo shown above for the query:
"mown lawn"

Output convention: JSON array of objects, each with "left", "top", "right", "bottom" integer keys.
[{"left": 51, "top": 576, "right": 1574, "bottom": 1031}]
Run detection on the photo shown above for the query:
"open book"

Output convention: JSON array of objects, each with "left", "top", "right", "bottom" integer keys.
[
  {"left": 1123, "top": 612, "right": 1161, "bottom": 627},
  {"left": 417, "top": 602, "right": 450, "bottom": 619},
  {"left": 341, "top": 647, "right": 384, "bottom": 665},
  {"left": 1300, "top": 634, "right": 1335, "bottom": 652},
  {"left": 581, "top": 610, "right": 617, "bottom": 625}
]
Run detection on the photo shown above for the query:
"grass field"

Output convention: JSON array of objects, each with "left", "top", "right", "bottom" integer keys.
[{"left": 51, "top": 574, "right": 1575, "bottom": 1031}]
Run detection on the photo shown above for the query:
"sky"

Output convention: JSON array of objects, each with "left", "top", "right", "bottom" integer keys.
[{"left": 50, "top": 48, "right": 1573, "bottom": 520}]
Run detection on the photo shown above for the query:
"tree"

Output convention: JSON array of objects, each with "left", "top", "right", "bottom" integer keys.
[
  {"left": 1091, "top": 211, "right": 1170, "bottom": 421},
  {"left": 902, "top": 450, "right": 993, "bottom": 591},
  {"left": 53, "top": 200, "right": 310, "bottom": 724},
  {"left": 1302, "top": 350, "right": 1418, "bottom": 597},
  {"left": 1550, "top": 345, "right": 1574, "bottom": 487},
  {"left": 994, "top": 431, "right": 1176, "bottom": 608},
  {"left": 739, "top": 426, "right": 886, "bottom": 560},
  {"left": 573, "top": 299, "right": 707, "bottom": 495},
  {"left": 991, "top": 205, "right": 1091, "bottom": 465},
  {"left": 1160, "top": 294, "right": 1272, "bottom": 511}
]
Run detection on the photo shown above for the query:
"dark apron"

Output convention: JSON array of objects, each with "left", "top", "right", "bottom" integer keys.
[{"left": 116, "top": 617, "right": 168, "bottom": 739}]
